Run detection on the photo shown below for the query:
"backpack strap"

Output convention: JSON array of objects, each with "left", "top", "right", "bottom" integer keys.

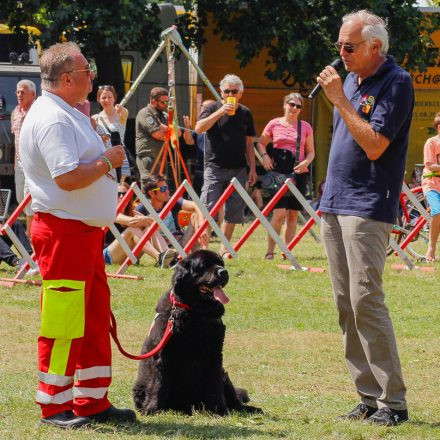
[{"left": 294, "top": 120, "right": 302, "bottom": 165}]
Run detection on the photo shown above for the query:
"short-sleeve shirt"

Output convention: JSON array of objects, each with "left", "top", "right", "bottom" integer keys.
[
  {"left": 319, "top": 56, "right": 414, "bottom": 224},
  {"left": 11, "top": 105, "right": 32, "bottom": 161},
  {"left": 19, "top": 90, "right": 117, "bottom": 227},
  {"left": 422, "top": 136, "right": 440, "bottom": 195},
  {"left": 135, "top": 198, "right": 184, "bottom": 236},
  {"left": 135, "top": 104, "right": 167, "bottom": 157},
  {"left": 200, "top": 102, "right": 256, "bottom": 169},
  {"left": 263, "top": 118, "right": 312, "bottom": 163}
]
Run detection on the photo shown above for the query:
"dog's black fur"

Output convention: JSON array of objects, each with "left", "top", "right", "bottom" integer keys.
[{"left": 133, "top": 249, "right": 261, "bottom": 415}]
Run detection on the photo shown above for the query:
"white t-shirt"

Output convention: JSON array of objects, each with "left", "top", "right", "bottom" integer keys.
[{"left": 20, "top": 90, "right": 117, "bottom": 227}]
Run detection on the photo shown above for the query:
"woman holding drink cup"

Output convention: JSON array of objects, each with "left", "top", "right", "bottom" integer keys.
[{"left": 257, "top": 92, "right": 315, "bottom": 260}]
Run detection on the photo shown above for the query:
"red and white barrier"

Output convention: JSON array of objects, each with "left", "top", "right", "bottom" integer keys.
[{"left": 0, "top": 193, "right": 40, "bottom": 287}]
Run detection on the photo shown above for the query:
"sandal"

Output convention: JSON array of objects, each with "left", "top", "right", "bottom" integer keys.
[{"left": 264, "top": 252, "right": 275, "bottom": 260}]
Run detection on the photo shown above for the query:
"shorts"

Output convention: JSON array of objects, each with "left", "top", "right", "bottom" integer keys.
[
  {"left": 201, "top": 165, "right": 247, "bottom": 224},
  {"left": 273, "top": 172, "right": 308, "bottom": 211},
  {"left": 426, "top": 190, "right": 440, "bottom": 217},
  {"left": 103, "top": 247, "right": 113, "bottom": 264}
]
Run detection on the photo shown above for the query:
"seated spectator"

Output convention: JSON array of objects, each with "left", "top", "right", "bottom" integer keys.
[
  {"left": 136, "top": 174, "right": 209, "bottom": 250},
  {"left": 0, "top": 220, "right": 34, "bottom": 271},
  {"left": 103, "top": 183, "right": 177, "bottom": 268}
]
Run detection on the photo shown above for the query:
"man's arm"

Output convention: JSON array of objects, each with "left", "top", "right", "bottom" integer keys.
[
  {"left": 181, "top": 199, "right": 209, "bottom": 248},
  {"left": 195, "top": 102, "right": 232, "bottom": 134},
  {"left": 183, "top": 115, "right": 195, "bottom": 145},
  {"left": 54, "top": 145, "right": 125, "bottom": 191},
  {"left": 246, "top": 136, "right": 257, "bottom": 185},
  {"left": 150, "top": 123, "right": 168, "bottom": 141},
  {"left": 317, "top": 66, "right": 389, "bottom": 161}
]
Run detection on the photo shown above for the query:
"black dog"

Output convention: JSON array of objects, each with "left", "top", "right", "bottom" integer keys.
[{"left": 133, "top": 249, "right": 261, "bottom": 415}]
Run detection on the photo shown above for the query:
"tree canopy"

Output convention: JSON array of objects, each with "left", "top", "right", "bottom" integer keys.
[
  {"left": 2, "top": 1, "right": 439, "bottom": 94},
  {"left": 181, "top": 0, "right": 440, "bottom": 89},
  {"left": 2, "top": 0, "right": 162, "bottom": 100}
]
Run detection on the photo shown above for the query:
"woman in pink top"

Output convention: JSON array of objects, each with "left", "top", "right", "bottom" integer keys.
[
  {"left": 421, "top": 112, "right": 440, "bottom": 262},
  {"left": 257, "top": 92, "right": 315, "bottom": 259}
]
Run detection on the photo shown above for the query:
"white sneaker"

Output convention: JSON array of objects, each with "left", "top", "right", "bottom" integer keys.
[
  {"left": 158, "top": 248, "right": 178, "bottom": 269},
  {"left": 26, "top": 264, "right": 40, "bottom": 277}
]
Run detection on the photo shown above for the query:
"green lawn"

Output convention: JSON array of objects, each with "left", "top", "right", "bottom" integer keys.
[{"left": 1, "top": 225, "right": 439, "bottom": 439}]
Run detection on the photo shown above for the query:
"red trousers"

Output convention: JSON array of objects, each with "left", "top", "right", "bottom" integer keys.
[{"left": 32, "top": 213, "right": 112, "bottom": 418}]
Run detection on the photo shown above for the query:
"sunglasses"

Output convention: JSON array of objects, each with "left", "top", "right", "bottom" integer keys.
[
  {"left": 334, "top": 40, "right": 366, "bottom": 54},
  {"left": 118, "top": 191, "right": 127, "bottom": 197},
  {"left": 65, "top": 63, "right": 94, "bottom": 75},
  {"left": 152, "top": 185, "right": 169, "bottom": 193},
  {"left": 99, "top": 85, "right": 114, "bottom": 90},
  {"left": 287, "top": 102, "right": 302, "bottom": 109},
  {"left": 222, "top": 89, "right": 239, "bottom": 95}
]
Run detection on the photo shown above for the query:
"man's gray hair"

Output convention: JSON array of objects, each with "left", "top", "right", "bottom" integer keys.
[
  {"left": 220, "top": 74, "right": 244, "bottom": 91},
  {"left": 17, "top": 79, "right": 36, "bottom": 95},
  {"left": 342, "top": 10, "right": 389, "bottom": 55},
  {"left": 40, "top": 42, "right": 81, "bottom": 89}
]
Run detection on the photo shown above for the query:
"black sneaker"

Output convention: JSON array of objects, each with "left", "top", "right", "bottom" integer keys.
[
  {"left": 40, "top": 410, "right": 91, "bottom": 429},
  {"left": 13, "top": 258, "right": 26, "bottom": 271},
  {"left": 338, "top": 403, "right": 377, "bottom": 421},
  {"left": 366, "top": 407, "right": 408, "bottom": 426},
  {"left": 89, "top": 405, "right": 136, "bottom": 423}
]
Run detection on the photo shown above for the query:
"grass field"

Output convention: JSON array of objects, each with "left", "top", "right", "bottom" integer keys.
[{"left": 1, "top": 224, "right": 440, "bottom": 439}]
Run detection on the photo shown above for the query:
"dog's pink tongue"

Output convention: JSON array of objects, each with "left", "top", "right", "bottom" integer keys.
[{"left": 213, "top": 287, "right": 229, "bottom": 304}]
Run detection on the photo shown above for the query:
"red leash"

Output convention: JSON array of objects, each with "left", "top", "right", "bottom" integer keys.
[{"left": 109, "top": 291, "right": 191, "bottom": 361}]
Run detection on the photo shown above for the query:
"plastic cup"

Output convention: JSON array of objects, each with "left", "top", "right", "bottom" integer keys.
[{"left": 226, "top": 96, "right": 236, "bottom": 115}]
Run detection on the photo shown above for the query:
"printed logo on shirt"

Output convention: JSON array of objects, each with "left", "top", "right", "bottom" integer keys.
[{"left": 360, "top": 94, "right": 375, "bottom": 114}]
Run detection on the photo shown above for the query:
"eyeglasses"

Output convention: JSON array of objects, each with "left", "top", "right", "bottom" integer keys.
[
  {"left": 65, "top": 64, "right": 94, "bottom": 76},
  {"left": 99, "top": 85, "right": 113, "bottom": 89},
  {"left": 158, "top": 99, "right": 169, "bottom": 104},
  {"left": 118, "top": 191, "right": 127, "bottom": 197},
  {"left": 334, "top": 40, "right": 366, "bottom": 54},
  {"left": 222, "top": 89, "right": 239, "bottom": 95},
  {"left": 287, "top": 102, "right": 302, "bottom": 109},
  {"left": 152, "top": 185, "right": 169, "bottom": 193}
]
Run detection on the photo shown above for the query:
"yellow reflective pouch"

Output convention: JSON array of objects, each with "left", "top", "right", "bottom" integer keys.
[{"left": 40, "top": 280, "right": 85, "bottom": 339}]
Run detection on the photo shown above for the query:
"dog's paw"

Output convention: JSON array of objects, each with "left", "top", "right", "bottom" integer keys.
[
  {"left": 235, "top": 387, "right": 250, "bottom": 404},
  {"left": 237, "top": 404, "right": 263, "bottom": 414}
]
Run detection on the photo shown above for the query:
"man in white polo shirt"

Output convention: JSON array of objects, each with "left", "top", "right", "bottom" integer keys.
[{"left": 20, "top": 42, "right": 134, "bottom": 429}]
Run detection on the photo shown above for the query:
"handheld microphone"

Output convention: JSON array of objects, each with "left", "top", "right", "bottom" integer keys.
[
  {"left": 308, "top": 58, "right": 343, "bottom": 99},
  {"left": 110, "top": 131, "right": 122, "bottom": 182}
]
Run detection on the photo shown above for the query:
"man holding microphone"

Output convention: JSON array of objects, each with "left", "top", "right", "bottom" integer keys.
[
  {"left": 317, "top": 10, "right": 413, "bottom": 426},
  {"left": 20, "top": 42, "right": 135, "bottom": 428}
]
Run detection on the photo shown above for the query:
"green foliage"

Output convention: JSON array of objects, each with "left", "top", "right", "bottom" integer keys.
[
  {"left": 181, "top": 0, "right": 440, "bottom": 88},
  {"left": 2, "top": 0, "right": 162, "bottom": 99},
  {"left": 3, "top": 0, "right": 161, "bottom": 56}
]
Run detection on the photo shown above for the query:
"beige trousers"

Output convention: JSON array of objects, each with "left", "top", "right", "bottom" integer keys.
[{"left": 321, "top": 213, "right": 407, "bottom": 410}]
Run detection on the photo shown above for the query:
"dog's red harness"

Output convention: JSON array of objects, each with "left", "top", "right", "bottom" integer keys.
[{"left": 110, "top": 290, "right": 191, "bottom": 361}]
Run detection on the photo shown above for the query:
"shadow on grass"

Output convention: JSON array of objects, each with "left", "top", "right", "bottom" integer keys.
[
  {"left": 93, "top": 419, "right": 279, "bottom": 438},
  {"left": 408, "top": 420, "right": 440, "bottom": 429}
]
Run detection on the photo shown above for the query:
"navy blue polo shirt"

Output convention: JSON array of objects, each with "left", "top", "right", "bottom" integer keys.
[{"left": 320, "top": 56, "right": 414, "bottom": 224}]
